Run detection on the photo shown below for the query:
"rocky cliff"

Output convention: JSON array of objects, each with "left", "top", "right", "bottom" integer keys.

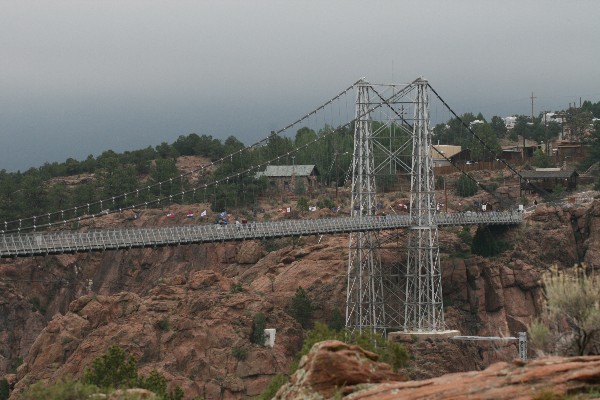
[
  {"left": 1, "top": 199, "right": 600, "bottom": 398},
  {"left": 276, "top": 339, "right": 600, "bottom": 399}
]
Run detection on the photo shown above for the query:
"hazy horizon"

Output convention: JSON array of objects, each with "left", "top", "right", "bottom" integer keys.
[{"left": 2, "top": 0, "right": 599, "bottom": 172}]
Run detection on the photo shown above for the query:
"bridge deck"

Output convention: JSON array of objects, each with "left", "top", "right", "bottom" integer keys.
[{"left": 0, "top": 211, "right": 522, "bottom": 258}]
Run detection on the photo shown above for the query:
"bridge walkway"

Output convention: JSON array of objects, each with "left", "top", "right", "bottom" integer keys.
[{"left": 0, "top": 211, "right": 522, "bottom": 258}]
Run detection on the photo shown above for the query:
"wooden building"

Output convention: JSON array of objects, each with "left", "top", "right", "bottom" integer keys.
[
  {"left": 255, "top": 165, "right": 320, "bottom": 193},
  {"left": 519, "top": 168, "right": 578, "bottom": 195}
]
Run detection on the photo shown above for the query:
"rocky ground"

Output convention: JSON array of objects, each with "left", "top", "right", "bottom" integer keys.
[{"left": 1, "top": 167, "right": 600, "bottom": 398}]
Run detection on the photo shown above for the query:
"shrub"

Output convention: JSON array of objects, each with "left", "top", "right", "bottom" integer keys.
[
  {"left": 256, "top": 374, "right": 288, "bottom": 400},
  {"left": 0, "top": 379, "right": 9, "bottom": 400},
  {"left": 457, "top": 226, "right": 472, "bottom": 246},
  {"left": 29, "top": 297, "right": 46, "bottom": 315},
  {"left": 288, "top": 287, "right": 314, "bottom": 329},
  {"left": 10, "top": 357, "right": 23, "bottom": 373},
  {"left": 138, "top": 370, "right": 183, "bottom": 400},
  {"left": 296, "top": 196, "right": 309, "bottom": 212},
  {"left": 83, "top": 345, "right": 138, "bottom": 389},
  {"left": 294, "top": 180, "right": 306, "bottom": 196},
  {"left": 232, "top": 346, "right": 248, "bottom": 361},
  {"left": 472, "top": 226, "right": 510, "bottom": 257},
  {"left": 317, "top": 197, "right": 335, "bottom": 210},
  {"left": 157, "top": 318, "right": 170, "bottom": 331},
  {"left": 328, "top": 309, "right": 345, "bottom": 332},
  {"left": 81, "top": 345, "right": 183, "bottom": 399},
  {"left": 455, "top": 174, "right": 478, "bottom": 197},
  {"left": 251, "top": 313, "right": 267, "bottom": 345},
  {"left": 435, "top": 175, "right": 445, "bottom": 190},
  {"left": 20, "top": 379, "right": 100, "bottom": 400},
  {"left": 229, "top": 283, "right": 244, "bottom": 293},
  {"left": 528, "top": 267, "right": 600, "bottom": 356}
]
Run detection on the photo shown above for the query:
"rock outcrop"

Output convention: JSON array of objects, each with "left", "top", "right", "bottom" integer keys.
[
  {"left": 275, "top": 340, "right": 404, "bottom": 399},
  {"left": 277, "top": 339, "right": 600, "bottom": 400}
]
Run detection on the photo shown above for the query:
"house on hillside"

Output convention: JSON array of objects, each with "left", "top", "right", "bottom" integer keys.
[
  {"left": 255, "top": 165, "right": 320, "bottom": 193},
  {"left": 431, "top": 145, "right": 470, "bottom": 167},
  {"left": 519, "top": 168, "right": 578, "bottom": 196}
]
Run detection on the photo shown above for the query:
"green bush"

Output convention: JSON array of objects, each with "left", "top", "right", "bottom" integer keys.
[
  {"left": 81, "top": 345, "right": 183, "bottom": 400},
  {"left": 229, "top": 282, "right": 244, "bottom": 293},
  {"left": 232, "top": 346, "right": 248, "bottom": 361},
  {"left": 0, "top": 379, "right": 9, "bottom": 400},
  {"left": 157, "top": 318, "right": 170, "bottom": 331},
  {"left": 10, "top": 357, "right": 23, "bottom": 373},
  {"left": 529, "top": 270, "right": 600, "bottom": 356},
  {"left": 251, "top": 313, "right": 267, "bottom": 345},
  {"left": 317, "top": 197, "right": 335, "bottom": 210},
  {"left": 20, "top": 379, "right": 100, "bottom": 400},
  {"left": 256, "top": 374, "right": 288, "bottom": 400},
  {"left": 457, "top": 226, "right": 472, "bottom": 246},
  {"left": 138, "top": 370, "right": 183, "bottom": 400},
  {"left": 29, "top": 297, "right": 46, "bottom": 315},
  {"left": 296, "top": 196, "right": 309, "bottom": 212},
  {"left": 83, "top": 345, "right": 138, "bottom": 389},
  {"left": 288, "top": 287, "right": 314, "bottom": 329},
  {"left": 327, "top": 309, "right": 345, "bottom": 331},
  {"left": 472, "top": 226, "right": 511, "bottom": 257},
  {"left": 455, "top": 174, "right": 478, "bottom": 197}
]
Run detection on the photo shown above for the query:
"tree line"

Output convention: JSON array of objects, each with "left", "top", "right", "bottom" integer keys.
[
  {"left": 2, "top": 98, "right": 599, "bottom": 224},
  {"left": 0, "top": 127, "right": 354, "bottom": 223}
]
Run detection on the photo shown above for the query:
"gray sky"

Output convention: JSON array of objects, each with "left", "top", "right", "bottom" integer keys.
[{"left": 1, "top": 0, "right": 598, "bottom": 172}]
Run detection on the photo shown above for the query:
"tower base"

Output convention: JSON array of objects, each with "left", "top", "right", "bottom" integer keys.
[{"left": 388, "top": 330, "right": 461, "bottom": 343}]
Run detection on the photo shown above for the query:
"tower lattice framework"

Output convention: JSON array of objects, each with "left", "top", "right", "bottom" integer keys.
[
  {"left": 345, "top": 81, "right": 387, "bottom": 332},
  {"left": 403, "top": 78, "right": 445, "bottom": 332}
]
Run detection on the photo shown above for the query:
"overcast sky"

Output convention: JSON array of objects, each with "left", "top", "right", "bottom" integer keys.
[{"left": 1, "top": 0, "right": 598, "bottom": 172}]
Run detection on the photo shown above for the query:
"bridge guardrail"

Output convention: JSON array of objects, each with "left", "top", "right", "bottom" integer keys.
[{"left": 0, "top": 211, "right": 522, "bottom": 258}]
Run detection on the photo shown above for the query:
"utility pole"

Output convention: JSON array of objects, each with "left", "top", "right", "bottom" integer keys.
[
  {"left": 543, "top": 111, "right": 549, "bottom": 154},
  {"left": 524, "top": 92, "right": 536, "bottom": 160},
  {"left": 530, "top": 92, "right": 536, "bottom": 122}
]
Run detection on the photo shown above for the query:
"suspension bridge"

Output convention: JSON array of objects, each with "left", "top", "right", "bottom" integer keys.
[
  {"left": 0, "top": 211, "right": 521, "bottom": 258},
  {"left": 1, "top": 77, "right": 526, "bottom": 334}
]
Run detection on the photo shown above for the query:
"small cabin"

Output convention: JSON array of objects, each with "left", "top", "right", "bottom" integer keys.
[
  {"left": 519, "top": 168, "right": 578, "bottom": 195},
  {"left": 256, "top": 165, "right": 320, "bottom": 193}
]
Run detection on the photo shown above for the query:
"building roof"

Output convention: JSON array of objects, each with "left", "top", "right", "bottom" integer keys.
[
  {"left": 255, "top": 165, "right": 319, "bottom": 178},
  {"left": 520, "top": 169, "right": 578, "bottom": 179},
  {"left": 431, "top": 145, "right": 462, "bottom": 159}
]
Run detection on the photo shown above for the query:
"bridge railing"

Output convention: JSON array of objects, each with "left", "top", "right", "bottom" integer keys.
[{"left": 0, "top": 211, "right": 522, "bottom": 258}]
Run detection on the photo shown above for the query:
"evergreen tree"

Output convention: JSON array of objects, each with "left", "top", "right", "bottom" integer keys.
[
  {"left": 251, "top": 313, "right": 267, "bottom": 345},
  {"left": 455, "top": 174, "right": 478, "bottom": 197},
  {"left": 289, "top": 287, "right": 314, "bottom": 329},
  {"left": 82, "top": 345, "right": 138, "bottom": 389}
]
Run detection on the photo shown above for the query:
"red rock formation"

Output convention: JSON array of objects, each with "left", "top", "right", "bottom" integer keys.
[
  {"left": 10, "top": 270, "right": 304, "bottom": 399},
  {"left": 277, "top": 339, "right": 600, "bottom": 400},
  {"left": 275, "top": 340, "right": 405, "bottom": 399}
]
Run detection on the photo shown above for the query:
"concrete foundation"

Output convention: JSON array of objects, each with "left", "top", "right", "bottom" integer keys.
[{"left": 388, "top": 330, "right": 461, "bottom": 343}]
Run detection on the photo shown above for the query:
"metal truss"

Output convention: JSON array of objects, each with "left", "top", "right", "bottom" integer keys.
[
  {"left": 346, "top": 81, "right": 387, "bottom": 332},
  {"left": 403, "top": 79, "right": 445, "bottom": 332}
]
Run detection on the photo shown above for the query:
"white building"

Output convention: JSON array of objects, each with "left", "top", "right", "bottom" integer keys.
[{"left": 503, "top": 116, "right": 517, "bottom": 130}]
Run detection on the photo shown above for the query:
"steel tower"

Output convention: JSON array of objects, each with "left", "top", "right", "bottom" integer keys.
[
  {"left": 345, "top": 80, "right": 387, "bottom": 332},
  {"left": 403, "top": 78, "right": 445, "bottom": 332}
]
